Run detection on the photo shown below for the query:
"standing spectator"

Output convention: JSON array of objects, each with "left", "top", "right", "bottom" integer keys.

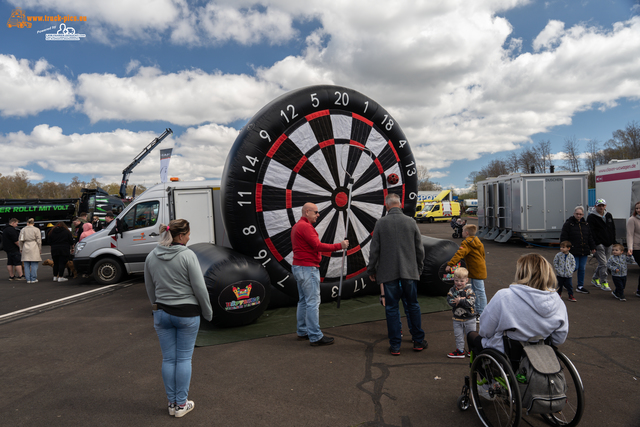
[
  {"left": 79, "top": 222, "right": 95, "bottom": 242},
  {"left": 144, "top": 219, "right": 213, "bottom": 418},
  {"left": 446, "top": 224, "right": 488, "bottom": 317},
  {"left": 626, "top": 201, "right": 640, "bottom": 298},
  {"left": 19, "top": 218, "right": 42, "bottom": 283},
  {"left": 48, "top": 222, "right": 74, "bottom": 282},
  {"left": 607, "top": 244, "right": 628, "bottom": 301},
  {"left": 291, "top": 202, "right": 348, "bottom": 346},
  {"left": 446, "top": 267, "right": 476, "bottom": 358},
  {"left": 93, "top": 211, "right": 115, "bottom": 232},
  {"left": 560, "top": 206, "right": 596, "bottom": 294},
  {"left": 3, "top": 218, "right": 24, "bottom": 280},
  {"left": 368, "top": 193, "right": 427, "bottom": 356},
  {"left": 71, "top": 217, "right": 83, "bottom": 243},
  {"left": 588, "top": 199, "right": 615, "bottom": 291},
  {"left": 554, "top": 241, "right": 577, "bottom": 301}
]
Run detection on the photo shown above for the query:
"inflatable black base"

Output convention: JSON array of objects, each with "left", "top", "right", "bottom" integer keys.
[
  {"left": 190, "top": 243, "right": 272, "bottom": 327},
  {"left": 418, "top": 236, "right": 463, "bottom": 297}
]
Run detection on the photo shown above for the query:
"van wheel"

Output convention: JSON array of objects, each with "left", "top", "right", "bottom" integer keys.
[
  {"left": 93, "top": 257, "right": 123, "bottom": 286},
  {"left": 427, "top": 217, "right": 434, "bottom": 223}
]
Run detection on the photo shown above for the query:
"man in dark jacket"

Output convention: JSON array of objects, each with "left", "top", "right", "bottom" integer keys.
[
  {"left": 560, "top": 206, "right": 596, "bottom": 294},
  {"left": 3, "top": 218, "right": 24, "bottom": 280},
  {"left": 368, "top": 193, "right": 427, "bottom": 356},
  {"left": 588, "top": 199, "right": 616, "bottom": 291}
]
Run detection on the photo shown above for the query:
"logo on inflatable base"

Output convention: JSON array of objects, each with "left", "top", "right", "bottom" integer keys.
[{"left": 219, "top": 280, "right": 265, "bottom": 313}]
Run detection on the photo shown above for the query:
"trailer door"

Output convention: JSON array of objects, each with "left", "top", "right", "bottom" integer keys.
[
  {"left": 564, "top": 178, "right": 585, "bottom": 220},
  {"left": 526, "top": 179, "right": 545, "bottom": 230},
  {"left": 173, "top": 188, "right": 215, "bottom": 245}
]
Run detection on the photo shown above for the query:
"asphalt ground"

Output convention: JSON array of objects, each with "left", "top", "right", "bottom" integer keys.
[{"left": 1, "top": 218, "right": 639, "bottom": 427}]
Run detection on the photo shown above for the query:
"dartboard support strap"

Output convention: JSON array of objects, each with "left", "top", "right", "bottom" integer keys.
[{"left": 336, "top": 177, "right": 355, "bottom": 309}]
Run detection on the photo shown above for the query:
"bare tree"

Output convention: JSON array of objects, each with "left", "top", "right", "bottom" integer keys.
[
  {"left": 605, "top": 120, "right": 640, "bottom": 159},
  {"left": 519, "top": 148, "right": 538, "bottom": 173},
  {"left": 535, "top": 140, "right": 553, "bottom": 173},
  {"left": 416, "top": 165, "right": 442, "bottom": 191},
  {"left": 584, "top": 139, "right": 606, "bottom": 188},
  {"left": 505, "top": 151, "right": 519, "bottom": 173},
  {"left": 562, "top": 136, "right": 581, "bottom": 172}
]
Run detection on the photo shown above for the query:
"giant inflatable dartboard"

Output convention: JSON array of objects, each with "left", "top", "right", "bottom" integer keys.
[{"left": 221, "top": 85, "right": 418, "bottom": 302}]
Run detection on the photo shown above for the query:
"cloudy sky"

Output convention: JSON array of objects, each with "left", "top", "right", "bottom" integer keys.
[{"left": 2, "top": 0, "right": 639, "bottom": 191}]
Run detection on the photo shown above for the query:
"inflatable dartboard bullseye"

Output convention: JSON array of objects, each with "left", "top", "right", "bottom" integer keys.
[{"left": 221, "top": 85, "right": 419, "bottom": 303}]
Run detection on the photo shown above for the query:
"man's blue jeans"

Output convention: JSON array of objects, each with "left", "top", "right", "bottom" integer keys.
[
  {"left": 153, "top": 309, "right": 200, "bottom": 405},
  {"left": 383, "top": 279, "right": 424, "bottom": 350},
  {"left": 469, "top": 279, "right": 487, "bottom": 316},
  {"left": 293, "top": 265, "right": 323, "bottom": 342}
]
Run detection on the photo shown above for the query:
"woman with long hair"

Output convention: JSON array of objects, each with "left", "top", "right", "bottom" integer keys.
[
  {"left": 467, "top": 253, "right": 569, "bottom": 354},
  {"left": 626, "top": 201, "right": 640, "bottom": 298},
  {"left": 48, "top": 222, "right": 74, "bottom": 282},
  {"left": 144, "top": 219, "right": 213, "bottom": 418},
  {"left": 19, "top": 218, "right": 42, "bottom": 283}
]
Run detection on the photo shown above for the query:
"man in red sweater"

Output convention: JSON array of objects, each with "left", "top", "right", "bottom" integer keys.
[{"left": 292, "top": 202, "right": 348, "bottom": 346}]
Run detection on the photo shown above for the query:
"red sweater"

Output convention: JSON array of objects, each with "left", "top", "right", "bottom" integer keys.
[{"left": 291, "top": 217, "right": 343, "bottom": 267}]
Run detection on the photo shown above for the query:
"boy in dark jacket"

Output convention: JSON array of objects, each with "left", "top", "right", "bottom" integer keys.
[{"left": 588, "top": 199, "right": 616, "bottom": 291}]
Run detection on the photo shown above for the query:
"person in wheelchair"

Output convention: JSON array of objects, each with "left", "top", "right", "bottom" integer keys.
[{"left": 467, "top": 253, "right": 568, "bottom": 357}]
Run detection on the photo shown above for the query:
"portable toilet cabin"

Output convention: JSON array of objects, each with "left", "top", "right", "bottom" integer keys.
[{"left": 477, "top": 172, "right": 588, "bottom": 243}]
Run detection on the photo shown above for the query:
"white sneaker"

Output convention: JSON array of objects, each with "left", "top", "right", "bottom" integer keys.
[
  {"left": 27, "top": 281, "right": 32, "bottom": 284},
  {"left": 168, "top": 403, "right": 176, "bottom": 416},
  {"left": 57, "top": 277, "right": 68, "bottom": 282},
  {"left": 53, "top": 277, "right": 58, "bottom": 282},
  {"left": 32, "top": 279, "right": 38, "bottom": 283},
  {"left": 174, "top": 400, "right": 195, "bottom": 417}
]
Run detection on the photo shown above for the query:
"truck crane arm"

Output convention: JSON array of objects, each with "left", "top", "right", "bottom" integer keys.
[{"left": 119, "top": 128, "right": 173, "bottom": 199}]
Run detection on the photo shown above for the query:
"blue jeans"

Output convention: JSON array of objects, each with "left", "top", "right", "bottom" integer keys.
[
  {"left": 383, "top": 279, "right": 424, "bottom": 350},
  {"left": 24, "top": 261, "right": 39, "bottom": 282},
  {"left": 153, "top": 310, "right": 200, "bottom": 405},
  {"left": 293, "top": 265, "right": 323, "bottom": 342},
  {"left": 574, "top": 255, "right": 588, "bottom": 288},
  {"left": 469, "top": 279, "right": 486, "bottom": 316}
]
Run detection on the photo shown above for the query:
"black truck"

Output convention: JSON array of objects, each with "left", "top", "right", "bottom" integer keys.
[{"left": 0, "top": 188, "right": 124, "bottom": 249}]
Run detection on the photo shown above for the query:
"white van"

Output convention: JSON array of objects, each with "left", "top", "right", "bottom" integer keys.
[{"left": 74, "top": 180, "right": 227, "bottom": 285}]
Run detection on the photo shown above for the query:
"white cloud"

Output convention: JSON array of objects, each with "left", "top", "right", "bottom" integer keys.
[
  {"left": 533, "top": 20, "right": 565, "bottom": 51},
  {"left": 0, "top": 54, "right": 74, "bottom": 117},
  {"left": 0, "top": 124, "right": 238, "bottom": 184}
]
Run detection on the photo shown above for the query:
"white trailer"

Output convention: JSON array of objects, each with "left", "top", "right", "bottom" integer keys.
[
  {"left": 477, "top": 172, "right": 588, "bottom": 243},
  {"left": 595, "top": 159, "right": 640, "bottom": 241}
]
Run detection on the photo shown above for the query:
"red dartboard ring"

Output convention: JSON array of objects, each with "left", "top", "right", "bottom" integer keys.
[{"left": 221, "top": 85, "right": 419, "bottom": 302}]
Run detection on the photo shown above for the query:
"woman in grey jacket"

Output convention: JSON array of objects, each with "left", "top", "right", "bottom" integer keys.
[
  {"left": 467, "top": 253, "right": 568, "bottom": 355},
  {"left": 144, "top": 219, "right": 213, "bottom": 418}
]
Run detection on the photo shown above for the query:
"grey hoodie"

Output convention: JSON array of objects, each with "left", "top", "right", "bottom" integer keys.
[
  {"left": 144, "top": 244, "right": 213, "bottom": 321},
  {"left": 479, "top": 284, "right": 568, "bottom": 353}
]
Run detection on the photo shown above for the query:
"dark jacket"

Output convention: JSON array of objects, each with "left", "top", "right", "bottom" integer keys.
[
  {"left": 367, "top": 207, "right": 424, "bottom": 283},
  {"left": 560, "top": 215, "right": 596, "bottom": 257},
  {"left": 587, "top": 212, "right": 616, "bottom": 247},
  {"left": 2, "top": 226, "right": 20, "bottom": 253},
  {"left": 48, "top": 226, "right": 74, "bottom": 258}
]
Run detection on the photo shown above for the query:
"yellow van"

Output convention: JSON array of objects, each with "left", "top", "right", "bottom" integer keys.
[{"left": 414, "top": 190, "right": 461, "bottom": 223}]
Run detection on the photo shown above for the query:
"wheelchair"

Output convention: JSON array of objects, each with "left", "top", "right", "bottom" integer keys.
[{"left": 457, "top": 334, "right": 585, "bottom": 427}]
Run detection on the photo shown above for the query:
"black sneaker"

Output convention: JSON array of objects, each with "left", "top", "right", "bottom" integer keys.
[
  {"left": 575, "top": 287, "right": 590, "bottom": 294},
  {"left": 297, "top": 335, "right": 309, "bottom": 341},
  {"left": 413, "top": 340, "right": 428, "bottom": 351},
  {"left": 16, "top": 276, "right": 26, "bottom": 281},
  {"left": 310, "top": 336, "right": 334, "bottom": 346},
  {"left": 390, "top": 347, "right": 400, "bottom": 356},
  {"left": 9, "top": 276, "right": 15, "bottom": 281},
  {"left": 612, "top": 292, "right": 621, "bottom": 300}
]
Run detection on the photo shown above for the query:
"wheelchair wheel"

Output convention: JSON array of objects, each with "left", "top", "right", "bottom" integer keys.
[
  {"left": 458, "top": 394, "right": 471, "bottom": 411},
  {"left": 540, "top": 350, "right": 584, "bottom": 427},
  {"left": 470, "top": 349, "right": 522, "bottom": 427}
]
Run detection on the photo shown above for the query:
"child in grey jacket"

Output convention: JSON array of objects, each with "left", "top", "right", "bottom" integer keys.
[
  {"left": 554, "top": 241, "right": 576, "bottom": 302},
  {"left": 607, "top": 243, "right": 628, "bottom": 301},
  {"left": 446, "top": 267, "right": 476, "bottom": 358}
]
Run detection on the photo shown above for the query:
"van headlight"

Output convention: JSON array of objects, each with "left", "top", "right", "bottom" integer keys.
[{"left": 75, "top": 242, "right": 86, "bottom": 253}]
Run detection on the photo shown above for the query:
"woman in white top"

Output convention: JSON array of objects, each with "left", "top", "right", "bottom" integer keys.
[
  {"left": 19, "top": 218, "right": 42, "bottom": 283},
  {"left": 625, "top": 201, "right": 640, "bottom": 298}
]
